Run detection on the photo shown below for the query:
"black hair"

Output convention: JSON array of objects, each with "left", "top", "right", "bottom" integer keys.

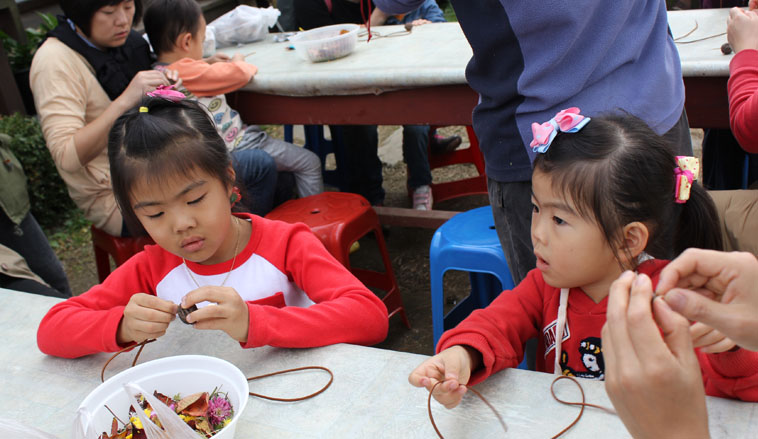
[
  {"left": 60, "top": 0, "right": 143, "bottom": 37},
  {"left": 108, "top": 98, "right": 235, "bottom": 236},
  {"left": 532, "top": 113, "right": 722, "bottom": 268},
  {"left": 143, "top": 0, "right": 203, "bottom": 56}
]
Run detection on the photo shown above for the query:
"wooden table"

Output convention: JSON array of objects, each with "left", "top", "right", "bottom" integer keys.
[
  {"left": 2, "top": 288, "right": 756, "bottom": 438},
  {"left": 223, "top": 10, "right": 733, "bottom": 227}
]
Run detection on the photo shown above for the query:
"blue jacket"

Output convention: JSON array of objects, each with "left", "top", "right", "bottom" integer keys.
[{"left": 373, "top": 0, "right": 685, "bottom": 183}]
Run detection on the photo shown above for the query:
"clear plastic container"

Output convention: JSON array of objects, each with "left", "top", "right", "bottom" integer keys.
[
  {"left": 75, "top": 355, "right": 249, "bottom": 438},
  {"left": 289, "top": 23, "right": 360, "bottom": 63}
]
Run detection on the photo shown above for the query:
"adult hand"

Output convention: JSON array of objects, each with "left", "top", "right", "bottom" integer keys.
[
  {"left": 117, "top": 293, "right": 177, "bottom": 344},
  {"left": 690, "top": 322, "right": 736, "bottom": 353},
  {"left": 115, "top": 70, "right": 173, "bottom": 110},
  {"left": 727, "top": 7, "right": 758, "bottom": 54},
  {"left": 603, "top": 271, "right": 709, "bottom": 439},
  {"left": 205, "top": 52, "right": 231, "bottom": 64},
  {"left": 656, "top": 249, "right": 758, "bottom": 351},
  {"left": 408, "top": 345, "right": 478, "bottom": 409},
  {"left": 181, "top": 286, "right": 250, "bottom": 343},
  {"left": 750, "top": 0, "right": 758, "bottom": 10}
]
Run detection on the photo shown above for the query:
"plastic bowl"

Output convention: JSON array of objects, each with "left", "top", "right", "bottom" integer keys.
[
  {"left": 76, "top": 355, "right": 249, "bottom": 438},
  {"left": 289, "top": 23, "right": 360, "bottom": 62}
]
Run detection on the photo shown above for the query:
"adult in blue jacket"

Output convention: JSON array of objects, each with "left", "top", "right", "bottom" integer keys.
[{"left": 373, "top": 0, "right": 692, "bottom": 285}]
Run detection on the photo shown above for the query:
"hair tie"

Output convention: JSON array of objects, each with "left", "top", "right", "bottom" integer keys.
[
  {"left": 139, "top": 106, "right": 148, "bottom": 113},
  {"left": 146, "top": 84, "right": 185, "bottom": 102},
  {"left": 530, "top": 107, "right": 591, "bottom": 153},
  {"left": 674, "top": 156, "right": 700, "bottom": 204}
]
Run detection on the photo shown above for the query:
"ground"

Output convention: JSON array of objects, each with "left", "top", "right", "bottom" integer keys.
[{"left": 50, "top": 126, "right": 704, "bottom": 358}]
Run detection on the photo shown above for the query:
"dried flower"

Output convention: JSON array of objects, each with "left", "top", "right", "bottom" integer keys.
[{"left": 207, "top": 395, "right": 233, "bottom": 427}]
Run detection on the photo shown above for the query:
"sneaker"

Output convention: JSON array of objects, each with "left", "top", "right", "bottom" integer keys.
[
  {"left": 412, "top": 185, "right": 433, "bottom": 210},
  {"left": 430, "top": 134, "right": 463, "bottom": 154}
]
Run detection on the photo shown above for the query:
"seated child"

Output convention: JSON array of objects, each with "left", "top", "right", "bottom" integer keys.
[
  {"left": 36, "top": 98, "right": 388, "bottom": 358},
  {"left": 409, "top": 109, "right": 758, "bottom": 406},
  {"left": 143, "top": 0, "right": 323, "bottom": 198}
]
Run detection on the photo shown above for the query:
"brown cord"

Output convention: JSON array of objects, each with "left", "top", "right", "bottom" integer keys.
[
  {"left": 101, "top": 339, "right": 156, "bottom": 382},
  {"left": 100, "top": 340, "right": 332, "bottom": 402},
  {"left": 427, "top": 381, "right": 508, "bottom": 438},
  {"left": 549, "top": 375, "right": 616, "bottom": 439},
  {"left": 247, "top": 365, "right": 334, "bottom": 401}
]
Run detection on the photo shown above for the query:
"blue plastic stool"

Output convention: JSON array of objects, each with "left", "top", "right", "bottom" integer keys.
[
  {"left": 284, "top": 125, "right": 349, "bottom": 191},
  {"left": 429, "top": 206, "right": 526, "bottom": 369}
]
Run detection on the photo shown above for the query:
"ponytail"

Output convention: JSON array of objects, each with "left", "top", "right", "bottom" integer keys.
[{"left": 674, "top": 182, "right": 723, "bottom": 255}]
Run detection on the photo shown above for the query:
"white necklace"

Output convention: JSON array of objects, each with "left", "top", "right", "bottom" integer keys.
[{"left": 183, "top": 217, "right": 241, "bottom": 288}]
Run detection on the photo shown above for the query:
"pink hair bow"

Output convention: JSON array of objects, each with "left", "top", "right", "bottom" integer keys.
[
  {"left": 146, "top": 84, "right": 185, "bottom": 102},
  {"left": 674, "top": 156, "right": 700, "bottom": 204},
  {"left": 530, "top": 107, "right": 591, "bottom": 153}
]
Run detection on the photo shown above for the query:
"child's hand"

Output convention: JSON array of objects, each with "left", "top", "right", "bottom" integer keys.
[
  {"left": 410, "top": 19, "right": 432, "bottom": 27},
  {"left": 408, "top": 345, "right": 479, "bottom": 409},
  {"left": 690, "top": 322, "right": 736, "bottom": 353},
  {"left": 231, "top": 53, "right": 245, "bottom": 63},
  {"left": 205, "top": 53, "right": 231, "bottom": 64},
  {"left": 727, "top": 7, "right": 758, "bottom": 54},
  {"left": 117, "top": 293, "right": 177, "bottom": 345},
  {"left": 181, "top": 286, "right": 250, "bottom": 343}
]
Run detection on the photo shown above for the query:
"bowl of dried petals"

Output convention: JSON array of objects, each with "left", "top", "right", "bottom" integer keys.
[
  {"left": 75, "top": 355, "right": 249, "bottom": 439},
  {"left": 289, "top": 23, "right": 360, "bottom": 62}
]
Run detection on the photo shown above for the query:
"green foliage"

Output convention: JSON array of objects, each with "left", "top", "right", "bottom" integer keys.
[
  {"left": 0, "top": 13, "right": 58, "bottom": 72},
  {"left": 0, "top": 113, "right": 76, "bottom": 229},
  {"left": 443, "top": 3, "right": 457, "bottom": 22}
]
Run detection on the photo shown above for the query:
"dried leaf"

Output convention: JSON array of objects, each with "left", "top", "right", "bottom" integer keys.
[
  {"left": 194, "top": 417, "right": 213, "bottom": 436},
  {"left": 153, "top": 391, "right": 173, "bottom": 406},
  {"left": 176, "top": 391, "right": 208, "bottom": 416}
]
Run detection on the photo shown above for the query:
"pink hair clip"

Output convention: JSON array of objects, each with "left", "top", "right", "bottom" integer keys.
[
  {"left": 530, "top": 107, "right": 591, "bottom": 153},
  {"left": 674, "top": 156, "right": 700, "bottom": 204},
  {"left": 146, "top": 84, "right": 185, "bottom": 102}
]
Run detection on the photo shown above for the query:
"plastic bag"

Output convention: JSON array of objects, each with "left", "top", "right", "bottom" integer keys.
[
  {"left": 124, "top": 382, "right": 197, "bottom": 439},
  {"left": 203, "top": 25, "right": 217, "bottom": 57},
  {"left": 209, "top": 6, "right": 281, "bottom": 48},
  {"left": 0, "top": 417, "right": 60, "bottom": 439}
]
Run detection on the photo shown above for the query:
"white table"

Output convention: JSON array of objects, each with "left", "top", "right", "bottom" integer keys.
[{"left": 1, "top": 288, "right": 756, "bottom": 438}]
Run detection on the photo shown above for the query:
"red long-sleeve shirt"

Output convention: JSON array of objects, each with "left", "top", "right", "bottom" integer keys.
[
  {"left": 438, "top": 259, "right": 758, "bottom": 401},
  {"left": 729, "top": 49, "right": 758, "bottom": 153},
  {"left": 37, "top": 213, "right": 388, "bottom": 358}
]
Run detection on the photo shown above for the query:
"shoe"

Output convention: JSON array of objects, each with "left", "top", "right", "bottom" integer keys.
[
  {"left": 412, "top": 185, "right": 433, "bottom": 210},
  {"left": 430, "top": 134, "right": 462, "bottom": 154}
]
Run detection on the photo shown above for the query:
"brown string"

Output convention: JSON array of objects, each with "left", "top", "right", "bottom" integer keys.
[
  {"left": 549, "top": 375, "right": 616, "bottom": 439},
  {"left": 427, "top": 381, "right": 508, "bottom": 438},
  {"left": 247, "top": 365, "right": 334, "bottom": 401},
  {"left": 101, "top": 339, "right": 156, "bottom": 382},
  {"left": 100, "top": 339, "right": 332, "bottom": 403}
]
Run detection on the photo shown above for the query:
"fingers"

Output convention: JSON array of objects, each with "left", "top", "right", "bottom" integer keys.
[
  {"left": 120, "top": 294, "right": 177, "bottom": 343},
  {"left": 663, "top": 288, "right": 732, "bottom": 333},
  {"left": 408, "top": 348, "right": 470, "bottom": 409},
  {"left": 625, "top": 274, "right": 674, "bottom": 365},
  {"left": 604, "top": 271, "right": 637, "bottom": 369},
  {"left": 651, "top": 297, "right": 694, "bottom": 360},
  {"left": 162, "top": 68, "right": 180, "bottom": 83}
]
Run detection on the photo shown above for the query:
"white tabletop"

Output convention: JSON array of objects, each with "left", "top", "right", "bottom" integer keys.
[
  {"left": 1, "top": 288, "right": 755, "bottom": 438},
  {"left": 670, "top": 8, "right": 733, "bottom": 77},
  {"left": 221, "top": 9, "right": 731, "bottom": 99}
]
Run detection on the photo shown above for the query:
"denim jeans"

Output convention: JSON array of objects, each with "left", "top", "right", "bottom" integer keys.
[
  {"left": 0, "top": 211, "right": 71, "bottom": 298},
  {"left": 402, "top": 125, "right": 432, "bottom": 189},
  {"left": 231, "top": 148, "right": 278, "bottom": 216}
]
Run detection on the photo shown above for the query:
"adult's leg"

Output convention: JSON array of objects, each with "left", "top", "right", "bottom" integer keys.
[
  {"left": 0, "top": 211, "right": 71, "bottom": 297},
  {"left": 488, "top": 178, "right": 536, "bottom": 286},
  {"left": 341, "top": 125, "right": 385, "bottom": 205},
  {"left": 231, "top": 148, "right": 278, "bottom": 216},
  {"left": 661, "top": 108, "right": 693, "bottom": 157},
  {"left": 402, "top": 125, "right": 432, "bottom": 190},
  {"left": 0, "top": 273, "right": 69, "bottom": 298},
  {"left": 708, "top": 189, "right": 758, "bottom": 255}
]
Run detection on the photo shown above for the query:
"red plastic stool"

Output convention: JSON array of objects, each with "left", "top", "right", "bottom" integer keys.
[
  {"left": 410, "top": 126, "right": 488, "bottom": 204},
  {"left": 265, "top": 192, "right": 411, "bottom": 328},
  {"left": 91, "top": 226, "right": 154, "bottom": 282}
]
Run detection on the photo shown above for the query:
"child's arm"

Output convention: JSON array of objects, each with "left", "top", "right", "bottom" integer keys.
[
  {"left": 435, "top": 271, "right": 545, "bottom": 386},
  {"left": 37, "top": 250, "right": 174, "bottom": 358},
  {"left": 241, "top": 222, "right": 388, "bottom": 348},
  {"left": 727, "top": 8, "right": 758, "bottom": 152},
  {"left": 697, "top": 348, "right": 758, "bottom": 401},
  {"left": 168, "top": 58, "right": 257, "bottom": 98},
  {"left": 408, "top": 345, "right": 481, "bottom": 409}
]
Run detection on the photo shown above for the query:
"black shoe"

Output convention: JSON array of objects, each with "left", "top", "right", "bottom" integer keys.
[{"left": 430, "top": 134, "right": 463, "bottom": 154}]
